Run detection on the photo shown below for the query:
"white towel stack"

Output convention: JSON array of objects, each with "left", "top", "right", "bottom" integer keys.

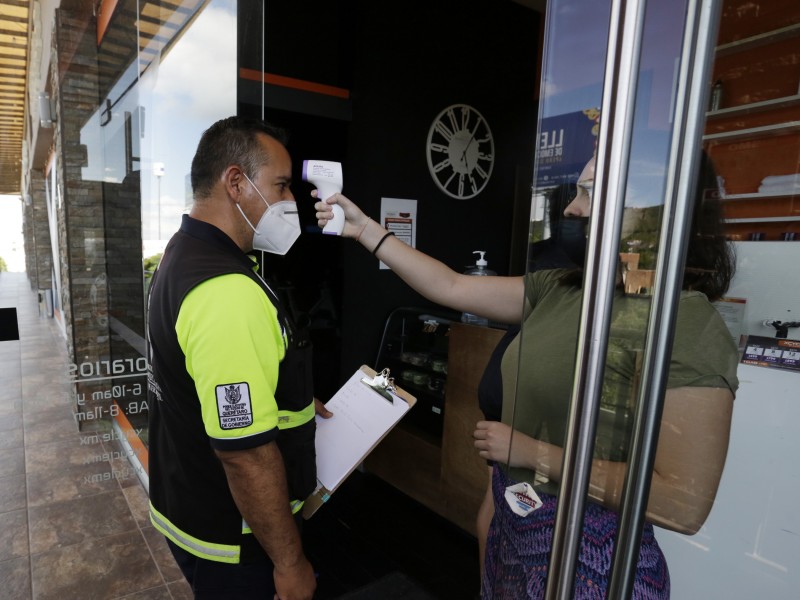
[{"left": 758, "top": 174, "right": 800, "bottom": 195}]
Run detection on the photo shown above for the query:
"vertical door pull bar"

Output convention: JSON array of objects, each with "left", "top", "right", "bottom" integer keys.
[
  {"left": 544, "top": 0, "right": 649, "bottom": 598},
  {"left": 606, "top": 1, "right": 725, "bottom": 598}
]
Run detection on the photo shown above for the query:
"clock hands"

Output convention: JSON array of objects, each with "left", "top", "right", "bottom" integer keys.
[
  {"left": 461, "top": 136, "right": 474, "bottom": 166},
  {"left": 460, "top": 117, "right": 483, "bottom": 167}
]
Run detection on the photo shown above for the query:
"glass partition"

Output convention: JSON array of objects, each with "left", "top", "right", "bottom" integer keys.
[
  {"left": 496, "top": 0, "right": 800, "bottom": 598},
  {"left": 657, "top": 1, "right": 800, "bottom": 598},
  {"left": 6, "top": 1, "right": 251, "bottom": 594},
  {"left": 66, "top": 0, "right": 239, "bottom": 486}
]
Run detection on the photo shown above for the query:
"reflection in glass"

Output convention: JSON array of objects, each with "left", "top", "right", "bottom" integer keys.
[
  {"left": 490, "top": 0, "right": 742, "bottom": 597},
  {"left": 70, "top": 0, "right": 238, "bottom": 467},
  {"left": 141, "top": 0, "right": 237, "bottom": 255}
]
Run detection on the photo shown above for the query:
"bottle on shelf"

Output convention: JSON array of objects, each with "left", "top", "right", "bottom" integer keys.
[
  {"left": 461, "top": 251, "right": 496, "bottom": 327},
  {"left": 709, "top": 79, "right": 723, "bottom": 111}
]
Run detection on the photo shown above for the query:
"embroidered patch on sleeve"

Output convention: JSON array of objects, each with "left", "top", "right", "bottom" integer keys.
[{"left": 215, "top": 382, "right": 254, "bottom": 430}]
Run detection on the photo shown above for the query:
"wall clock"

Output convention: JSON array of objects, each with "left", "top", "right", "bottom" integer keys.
[{"left": 426, "top": 103, "right": 494, "bottom": 200}]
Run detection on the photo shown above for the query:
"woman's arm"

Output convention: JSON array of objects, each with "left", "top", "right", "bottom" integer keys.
[
  {"left": 646, "top": 386, "right": 733, "bottom": 533},
  {"left": 315, "top": 193, "right": 526, "bottom": 325},
  {"left": 473, "top": 386, "right": 733, "bottom": 534}
]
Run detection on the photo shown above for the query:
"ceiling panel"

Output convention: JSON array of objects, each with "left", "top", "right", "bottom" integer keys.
[{"left": 0, "top": 0, "right": 28, "bottom": 195}]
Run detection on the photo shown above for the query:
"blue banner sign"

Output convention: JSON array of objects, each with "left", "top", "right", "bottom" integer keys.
[{"left": 535, "top": 108, "right": 599, "bottom": 188}]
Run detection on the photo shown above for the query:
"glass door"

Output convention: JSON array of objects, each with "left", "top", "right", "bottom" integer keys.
[
  {"left": 491, "top": 0, "right": 799, "bottom": 597},
  {"left": 659, "top": 1, "right": 800, "bottom": 598},
  {"left": 70, "top": 0, "right": 239, "bottom": 485}
]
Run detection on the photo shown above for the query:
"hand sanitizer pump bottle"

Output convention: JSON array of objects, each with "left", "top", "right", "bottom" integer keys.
[{"left": 461, "top": 251, "right": 495, "bottom": 327}]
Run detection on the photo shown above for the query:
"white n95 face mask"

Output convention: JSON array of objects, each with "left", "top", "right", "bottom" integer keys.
[{"left": 238, "top": 173, "right": 301, "bottom": 255}]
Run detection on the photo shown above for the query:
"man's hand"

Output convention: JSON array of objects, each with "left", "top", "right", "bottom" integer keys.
[
  {"left": 314, "top": 397, "right": 333, "bottom": 419},
  {"left": 273, "top": 557, "right": 316, "bottom": 600}
]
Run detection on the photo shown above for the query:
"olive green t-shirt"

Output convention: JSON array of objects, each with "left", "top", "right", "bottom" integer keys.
[{"left": 500, "top": 269, "right": 739, "bottom": 486}]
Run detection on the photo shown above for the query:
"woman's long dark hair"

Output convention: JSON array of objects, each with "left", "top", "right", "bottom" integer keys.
[
  {"left": 558, "top": 151, "right": 735, "bottom": 301},
  {"left": 682, "top": 151, "right": 735, "bottom": 301}
]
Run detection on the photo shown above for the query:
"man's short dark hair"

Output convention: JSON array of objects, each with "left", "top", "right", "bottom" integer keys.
[{"left": 190, "top": 116, "right": 289, "bottom": 200}]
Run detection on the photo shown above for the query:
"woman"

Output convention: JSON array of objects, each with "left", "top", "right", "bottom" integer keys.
[
  {"left": 474, "top": 181, "right": 582, "bottom": 579},
  {"left": 314, "top": 154, "right": 739, "bottom": 599}
]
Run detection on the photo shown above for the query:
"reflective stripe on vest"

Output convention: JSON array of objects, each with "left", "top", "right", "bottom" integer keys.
[
  {"left": 276, "top": 400, "right": 315, "bottom": 429},
  {"left": 150, "top": 503, "right": 240, "bottom": 564}
]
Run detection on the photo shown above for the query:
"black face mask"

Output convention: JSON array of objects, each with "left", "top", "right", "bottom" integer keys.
[{"left": 554, "top": 218, "right": 589, "bottom": 266}]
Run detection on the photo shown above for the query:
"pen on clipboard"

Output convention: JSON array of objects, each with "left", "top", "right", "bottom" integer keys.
[{"left": 361, "top": 368, "right": 396, "bottom": 403}]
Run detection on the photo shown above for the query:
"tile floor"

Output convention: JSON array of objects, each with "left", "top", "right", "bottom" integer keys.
[
  {"left": 0, "top": 271, "right": 479, "bottom": 599},
  {"left": 0, "top": 272, "right": 192, "bottom": 600}
]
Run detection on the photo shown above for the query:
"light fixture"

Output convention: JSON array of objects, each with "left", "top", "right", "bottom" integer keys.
[{"left": 38, "top": 92, "right": 55, "bottom": 128}]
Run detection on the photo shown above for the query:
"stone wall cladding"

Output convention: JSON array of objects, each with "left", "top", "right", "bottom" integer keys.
[
  {"left": 52, "top": 7, "right": 111, "bottom": 419},
  {"left": 22, "top": 171, "right": 52, "bottom": 291}
]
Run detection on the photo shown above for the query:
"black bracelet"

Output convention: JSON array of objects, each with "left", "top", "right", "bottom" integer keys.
[{"left": 372, "top": 231, "right": 395, "bottom": 257}]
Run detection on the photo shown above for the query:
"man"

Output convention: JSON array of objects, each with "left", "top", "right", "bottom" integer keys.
[{"left": 147, "top": 116, "right": 319, "bottom": 599}]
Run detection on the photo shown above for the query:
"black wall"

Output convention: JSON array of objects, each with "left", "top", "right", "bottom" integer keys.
[{"left": 243, "top": 0, "right": 541, "bottom": 393}]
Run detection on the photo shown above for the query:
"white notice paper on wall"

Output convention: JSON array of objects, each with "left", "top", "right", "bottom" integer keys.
[
  {"left": 302, "top": 366, "right": 415, "bottom": 518},
  {"left": 379, "top": 197, "right": 417, "bottom": 270}
]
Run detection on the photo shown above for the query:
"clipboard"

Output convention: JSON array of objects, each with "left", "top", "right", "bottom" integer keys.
[{"left": 302, "top": 365, "right": 416, "bottom": 519}]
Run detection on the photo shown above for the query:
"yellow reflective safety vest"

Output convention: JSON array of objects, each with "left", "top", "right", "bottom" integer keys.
[{"left": 147, "top": 215, "right": 315, "bottom": 564}]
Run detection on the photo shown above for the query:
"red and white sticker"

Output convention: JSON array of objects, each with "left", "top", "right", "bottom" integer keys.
[{"left": 504, "top": 482, "right": 544, "bottom": 517}]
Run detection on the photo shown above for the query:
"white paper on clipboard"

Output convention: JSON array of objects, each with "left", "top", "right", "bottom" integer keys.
[{"left": 302, "top": 366, "right": 415, "bottom": 518}]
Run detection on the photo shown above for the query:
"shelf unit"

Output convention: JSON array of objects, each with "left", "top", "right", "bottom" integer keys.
[
  {"left": 706, "top": 94, "right": 800, "bottom": 121},
  {"left": 722, "top": 191, "right": 797, "bottom": 201},
  {"left": 715, "top": 22, "right": 800, "bottom": 57},
  {"left": 365, "top": 321, "right": 507, "bottom": 535},
  {"left": 725, "top": 216, "right": 800, "bottom": 223},
  {"left": 705, "top": 3, "right": 800, "bottom": 240},
  {"left": 372, "top": 307, "right": 457, "bottom": 442},
  {"left": 703, "top": 120, "right": 800, "bottom": 142}
]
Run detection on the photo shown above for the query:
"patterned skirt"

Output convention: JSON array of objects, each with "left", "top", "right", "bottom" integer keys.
[{"left": 482, "top": 465, "right": 670, "bottom": 599}]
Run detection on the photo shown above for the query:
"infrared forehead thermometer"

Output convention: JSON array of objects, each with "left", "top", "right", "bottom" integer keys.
[{"left": 303, "top": 159, "right": 344, "bottom": 235}]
